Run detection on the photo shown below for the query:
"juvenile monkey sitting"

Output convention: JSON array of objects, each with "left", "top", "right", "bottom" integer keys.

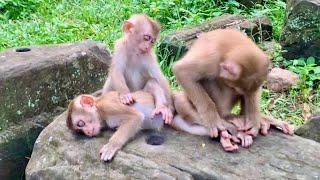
[
  {"left": 102, "top": 14, "right": 174, "bottom": 124},
  {"left": 66, "top": 91, "right": 164, "bottom": 162}
]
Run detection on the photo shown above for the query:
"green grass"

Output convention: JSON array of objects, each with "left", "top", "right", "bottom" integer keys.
[
  {"left": 1, "top": 0, "right": 319, "bottom": 125},
  {"left": 0, "top": 0, "right": 286, "bottom": 50}
]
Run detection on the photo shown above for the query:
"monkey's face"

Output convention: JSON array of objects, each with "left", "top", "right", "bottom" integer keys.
[
  {"left": 71, "top": 110, "right": 101, "bottom": 137},
  {"left": 67, "top": 95, "right": 102, "bottom": 137},
  {"left": 128, "top": 21, "right": 157, "bottom": 54},
  {"left": 138, "top": 34, "right": 156, "bottom": 54}
]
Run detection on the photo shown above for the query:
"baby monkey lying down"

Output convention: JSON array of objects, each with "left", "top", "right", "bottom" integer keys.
[{"left": 66, "top": 91, "right": 164, "bottom": 162}]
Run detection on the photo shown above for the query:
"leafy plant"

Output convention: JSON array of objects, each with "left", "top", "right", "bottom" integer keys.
[
  {"left": 0, "top": 0, "right": 42, "bottom": 20},
  {"left": 284, "top": 57, "right": 320, "bottom": 102}
]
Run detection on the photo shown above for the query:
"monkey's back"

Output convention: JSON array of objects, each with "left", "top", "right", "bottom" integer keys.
[{"left": 190, "top": 29, "right": 269, "bottom": 75}]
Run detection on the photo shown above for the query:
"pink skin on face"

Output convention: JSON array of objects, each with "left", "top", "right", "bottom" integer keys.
[{"left": 75, "top": 119, "right": 101, "bottom": 137}]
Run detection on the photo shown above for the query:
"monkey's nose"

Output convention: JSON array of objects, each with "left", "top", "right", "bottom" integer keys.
[{"left": 86, "top": 130, "right": 93, "bottom": 137}]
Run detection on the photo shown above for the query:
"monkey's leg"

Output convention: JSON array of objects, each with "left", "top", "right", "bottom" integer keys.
[
  {"left": 173, "top": 57, "right": 231, "bottom": 138},
  {"left": 240, "top": 89, "right": 262, "bottom": 136},
  {"left": 172, "top": 91, "right": 239, "bottom": 151},
  {"left": 172, "top": 91, "right": 201, "bottom": 124}
]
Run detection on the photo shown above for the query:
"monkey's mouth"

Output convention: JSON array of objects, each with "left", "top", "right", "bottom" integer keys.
[{"left": 140, "top": 48, "right": 149, "bottom": 54}]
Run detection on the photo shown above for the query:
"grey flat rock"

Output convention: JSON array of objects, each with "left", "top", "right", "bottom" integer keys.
[{"left": 26, "top": 112, "right": 320, "bottom": 180}]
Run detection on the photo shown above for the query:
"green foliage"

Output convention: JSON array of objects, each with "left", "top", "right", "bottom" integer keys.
[
  {"left": 0, "top": 0, "right": 286, "bottom": 50},
  {"left": 0, "top": 0, "right": 42, "bottom": 20},
  {"left": 284, "top": 57, "right": 320, "bottom": 102},
  {"left": 0, "top": 0, "right": 319, "bottom": 125}
]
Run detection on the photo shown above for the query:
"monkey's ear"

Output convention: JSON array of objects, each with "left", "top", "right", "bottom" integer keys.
[
  {"left": 219, "top": 62, "right": 242, "bottom": 80},
  {"left": 123, "top": 20, "right": 134, "bottom": 33},
  {"left": 80, "top": 95, "right": 94, "bottom": 107}
]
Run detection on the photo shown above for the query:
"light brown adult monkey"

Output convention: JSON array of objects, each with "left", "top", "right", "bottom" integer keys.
[
  {"left": 66, "top": 91, "right": 164, "bottom": 162},
  {"left": 172, "top": 29, "right": 280, "bottom": 139},
  {"left": 102, "top": 14, "right": 173, "bottom": 124},
  {"left": 171, "top": 91, "right": 294, "bottom": 151}
]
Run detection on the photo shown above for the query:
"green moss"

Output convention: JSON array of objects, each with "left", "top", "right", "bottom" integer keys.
[{"left": 0, "top": 54, "right": 107, "bottom": 130}]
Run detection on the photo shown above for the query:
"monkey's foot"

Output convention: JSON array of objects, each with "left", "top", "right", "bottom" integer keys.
[
  {"left": 99, "top": 143, "right": 120, "bottom": 162},
  {"left": 220, "top": 137, "right": 239, "bottom": 152},
  {"left": 219, "top": 130, "right": 239, "bottom": 152},
  {"left": 236, "top": 132, "right": 253, "bottom": 148},
  {"left": 260, "top": 116, "right": 294, "bottom": 136}
]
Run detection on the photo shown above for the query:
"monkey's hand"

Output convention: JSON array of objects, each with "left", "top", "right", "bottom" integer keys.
[
  {"left": 151, "top": 105, "right": 173, "bottom": 125},
  {"left": 99, "top": 142, "right": 121, "bottom": 162},
  {"left": 226, "top": 115, "right": 254, "bottom": 148},
  {"left": 207, "top": 118, "right": 236, "bottom": 138},
  {"left": 220, "top": 130, "right": 240, "bottom": 152},
  {"left": 120, "top": 93, "right": 135, "bottom": 105},
  {"left": 229, "top": 116, "right": 260, "bottom": 137}
]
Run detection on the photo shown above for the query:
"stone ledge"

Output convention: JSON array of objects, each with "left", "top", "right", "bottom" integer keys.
[
  {"left": 0, "top": 108, "right": 63, "bottom": 179},
  {"left": 0, "top": 40, "right": 111, "bottom": 129},
  {"left": 159, "top": 14, "right": 272, "bottom": 60},
  {"left": 26, "top": 112, "right": 320, "bottom": 179}
]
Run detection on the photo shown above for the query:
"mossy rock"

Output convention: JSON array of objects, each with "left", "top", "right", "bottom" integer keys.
[
  {"left": 0, "top": 40, "right": 111, "bottom": 130},
  {"left": 280, "top": 0, "right": 320, "bottom": 60}
]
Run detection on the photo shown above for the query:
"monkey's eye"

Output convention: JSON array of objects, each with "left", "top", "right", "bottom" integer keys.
[
  {"left": 151, "top": 38, "right": 156, "bottom": 44},
  {"left": 77, "top": 120, "right": 85, "bottom": 127},
  {"left": 143, "top": 35, "right": 151, "bottom": 41}
]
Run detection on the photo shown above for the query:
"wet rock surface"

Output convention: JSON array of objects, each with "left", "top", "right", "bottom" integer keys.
[{"left": 26, "top": 112, "right": 320, "bottom": 180}]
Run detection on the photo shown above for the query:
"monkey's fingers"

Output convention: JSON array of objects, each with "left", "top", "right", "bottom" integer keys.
[
  {"left": 120, "top": 94, "right": 135, "bottom": 105},
  {"left": 260, "top": 120, "right": 270, "bottom": 136},
  {"left": 220, "top": 137, "right": 239, "bottom": 152},
  {"left": 150, "top": 108, "right": 163, "bottom": 119},
  {"left": 273, "top": 122, "right": 294, "bottom": 135},
  {"left": 263, "top": 117, "right": 294, "bottom": 135},
  {"left": 209, "top": 127, "right": 219, "bottom": 138},
  {"left": 231, "top": 135, "right": 241, "bottom": 144},
  {"left": 245, "top": 127, "right": 259, "bottom": 137},
  {"left": 165, "top": 110, "right": 173, "bottom": 125},
  {"left": 220, "top": 130, "right": 231, "bottom": 139},
  {"left": 99, "top": 144, "right": 119, "bottom": 162},
  {"left": 237, "top": 132, "right": 253, "bottom": 148}
]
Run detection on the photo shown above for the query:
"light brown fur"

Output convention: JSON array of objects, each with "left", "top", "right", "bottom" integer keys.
[
  {"left": 171, "top": 91, "right": 294, "bottom": 151},
  {"left": 66, "top": 91, "right": 163, "bottom": 161},
  {"left": 102, "top": 14, "right": 173, "bottom": 124},
  {"left": 172, "top": 29, "right": 270, "bottom": 139}
]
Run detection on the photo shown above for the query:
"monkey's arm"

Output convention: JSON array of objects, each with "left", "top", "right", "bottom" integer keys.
[
  {"left": 108, "top": 41, "right": 132, "bottom": 95},
  {"left": 100, "top": 101, "right": 143, "bottom": 162},
  {"left": 242, "top": 89, "right": 262, "bottom": 136},
  {"left": 173, "top": 58, "right": 230, "bottom": 137},
  {"left": 144, "top": 78, "right": 167, "bottom": 108},
  {"left": 144, "top": 78, "right": 173, "bottom": 124}
]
